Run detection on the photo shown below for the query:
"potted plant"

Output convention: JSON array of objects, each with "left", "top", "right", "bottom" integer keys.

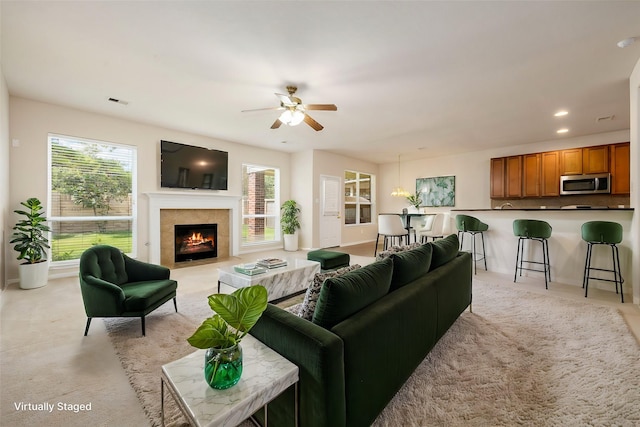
[
  {"left": 187, "top": 285, "right": 268, "bottom": 389},
  {"left": 406, "top": 192, "right": 422, "bottom": 212},
  {"left": 280, "top": 199, "right": 301, "bottom": 251},
  {"left": 10, "top": 197, "right": 51, "bottom": 289}
]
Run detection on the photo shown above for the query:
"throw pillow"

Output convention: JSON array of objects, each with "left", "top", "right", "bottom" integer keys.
[
  {"left": 312, "top": 258, "right": 393, "bottom": 329},
  {"left": 389, "top": 243, "right": 433, "bottom": 291},
  {"left": 429, "top": 234, "right": 459, "bottom": 271},
  {"left": 297, "top": 264, "right": 361, "bottom": 321}
]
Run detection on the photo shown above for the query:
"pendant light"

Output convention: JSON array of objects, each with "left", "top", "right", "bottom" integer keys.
[{"left": 390, "top": 154, "right": 410, "bottom": 197}]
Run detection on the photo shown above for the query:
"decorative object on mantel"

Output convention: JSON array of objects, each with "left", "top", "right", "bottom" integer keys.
[
  {"left": 281, "top": 200, "right": 301, "bottom": 251},
  {"left": 10, "top": 197, "right": 51, "bottom": 289},
  {"left": 391, "top": 154, "right": 410, "bottom": 197},
  {"left": 416, "top": 176, "right": 456, "bottom": 207},
  {"left": 187, "top": 285, "right": 268, "bottom": 389}
]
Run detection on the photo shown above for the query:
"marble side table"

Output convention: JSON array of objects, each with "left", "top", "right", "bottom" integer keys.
[
  {"left": 217, "top": 258, "right": 320, "bottom": 302},
  {"left": 161, "top": 334, "right": 298, "bottom": 427}
]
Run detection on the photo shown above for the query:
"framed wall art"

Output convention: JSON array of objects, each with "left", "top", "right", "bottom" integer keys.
[{"left": 416, "top": 175, "right": 455, "bottom": 207}]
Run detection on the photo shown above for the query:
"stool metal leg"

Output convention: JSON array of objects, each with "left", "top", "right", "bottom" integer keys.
[
  {"left": 584, "top": 242, "right": 593, "bottom": 298},
  {"left": 480, "top": 232, "right": 487, "bottom": 271},
  {"left": 472, "top": 232, "right": 477, "bottom": 275},
  {"left": 514, "top": 237, "right": 522, "bottom": 282},
  {"left": 544, "top": 238, "right": 551, "bottom": 283},
  {"left": 542, "top": 239, "right": 548, "bottom": 290}
]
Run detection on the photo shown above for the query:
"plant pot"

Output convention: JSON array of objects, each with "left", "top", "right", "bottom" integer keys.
[
  {"left": 204, "top": 344, "right": 243, "bottom": 389},
  {"left": 283, "top": 233, "right": 298, "bottom": 251},
  {"left": 18, "top": 260, "right": 49, "bottom": 290}
]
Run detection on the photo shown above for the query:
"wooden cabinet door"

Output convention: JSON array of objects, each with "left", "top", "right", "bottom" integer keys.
[
  {"left": 541, "top": 151, "right": 560, "bottom": 196},
  {"left": 583, "top": 145, "right": 609, "bottom": 174},
  {"left": 490, "top": 157, "right": 506, "bottom": 199},
  {"left": 560, "top": 148, "right": 583, "bottom": 175},
  {"left": 506, "top": 155, "right": 523, "bottom": 198},
  {"left": 523, "top": 153, "right": 541, "bottom": 197},
  {"left": 610, "top": 142, "right": 630, "bottom": 194}
]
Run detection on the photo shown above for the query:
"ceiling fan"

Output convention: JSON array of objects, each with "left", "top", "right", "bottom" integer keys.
[{"left": 242, "top": 85, "right": 337, "bottom": 131}]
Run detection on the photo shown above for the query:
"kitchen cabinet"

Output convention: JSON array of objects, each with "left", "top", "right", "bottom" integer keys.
[
  {"left": 583, "top": 145, "right": 609, "bottom": 174},
  {"left": 610, "top": 142, "right": 630, "bottom": 194},
  {"left": 560, "top": 148, "right": 583, "bottom": 175},
  {"left": 523, "top": 153, "right": 541, "bottom": 197},
  {"left": 541, "top": 151, "right": 560, "bottom": 196},
  {"left": 490, "top": 157, "right": 506, "bottom": 199},
  {"left": 506, "top": 155, "right": 523, "bottom": 198}
]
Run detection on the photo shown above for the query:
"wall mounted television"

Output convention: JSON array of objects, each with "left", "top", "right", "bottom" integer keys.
[{"left": 160, "top": 140, "right": 228, "bottom": 190}]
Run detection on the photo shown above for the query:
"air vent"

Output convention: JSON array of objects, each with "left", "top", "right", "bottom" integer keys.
[
  {"left": 595, "top": 115, "right": 614, "bottom": 122},
  {"left": 108, "top": 97, "right": 129, "bottom": 106}
]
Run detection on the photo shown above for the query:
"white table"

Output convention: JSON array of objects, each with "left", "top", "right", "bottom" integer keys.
[
  {"left": 217, "top": 258, "right": 320, "bottom": 302},
  {"left": 161, "top": 334, "right": 298, "bottom": 427}
]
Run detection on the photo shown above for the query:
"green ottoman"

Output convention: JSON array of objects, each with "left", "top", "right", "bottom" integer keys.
[{"left": 307, "top": 249, "right": 350, "bottom": 271}]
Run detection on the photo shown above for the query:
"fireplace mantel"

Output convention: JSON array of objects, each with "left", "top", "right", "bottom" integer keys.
[{"left": 145, "top": 192, "right": 241, "bottom": 264}]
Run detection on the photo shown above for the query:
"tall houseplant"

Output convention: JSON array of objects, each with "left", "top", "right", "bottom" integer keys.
[
  {"left": 10, "top": 197, "right": 51, "bottom": 289},
  {"left": 187, "top": 285, "right": 268, "bottom": 389},
  {"left": 280, "top": 199, "right": 301, "bottom": 251}
]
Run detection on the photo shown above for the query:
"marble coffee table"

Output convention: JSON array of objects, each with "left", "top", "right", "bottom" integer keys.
[
  {"left": 161, "top": 333, "right": 298, "bottom": 427},
  {"left": 217, "top": 258, "right": 320, "bottom": 302}
]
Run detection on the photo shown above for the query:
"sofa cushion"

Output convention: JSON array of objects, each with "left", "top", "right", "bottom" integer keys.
[
  {"left": 429, "top": 234, "right": 459, "bottom": 271},
  {"left": 389, "top": 243, "right": 433, "bottom": 291},
  {"left": 312, "top": 258, "right": 393, "bottom": 329},
  {"left": 297, "top": 264, "right": 361, "bottom": 321}
]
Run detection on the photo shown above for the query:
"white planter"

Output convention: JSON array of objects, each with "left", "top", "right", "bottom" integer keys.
[
  {"left": 283, "top": 233, "right": 299, "bottom": 252},
  {"left": 18, "top": 260, "right": 50, "bottom": 289}
]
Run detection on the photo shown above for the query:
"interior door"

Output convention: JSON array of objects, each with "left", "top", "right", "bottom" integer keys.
[{"left": 319, "top": 175, "right": 342, "bottom": 248}]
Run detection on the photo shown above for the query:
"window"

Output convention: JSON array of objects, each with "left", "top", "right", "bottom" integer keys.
[
  {"left": 48, "top": 134, "right": 136, "bottom": 262},
  {"left": 344, "top": 170, "right": 373, "bottom": 225},
  {"left": 241, "top": 164, "right": 280, "bottom": 245}
]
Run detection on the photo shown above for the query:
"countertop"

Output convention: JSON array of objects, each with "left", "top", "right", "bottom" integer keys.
[{"left": 452, "top": 207, "right": 634, "bottom": 211}]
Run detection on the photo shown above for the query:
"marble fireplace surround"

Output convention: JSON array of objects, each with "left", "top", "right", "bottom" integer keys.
[{"left": 145, "top": 192, "right": 241, "bottom": 266}]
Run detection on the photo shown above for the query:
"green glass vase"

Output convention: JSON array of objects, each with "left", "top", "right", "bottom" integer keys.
[{"left": 204, "top": 344, "right": 243, "bottom": 390}]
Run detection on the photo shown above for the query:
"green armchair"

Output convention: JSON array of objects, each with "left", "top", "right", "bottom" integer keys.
[{"left": 79, "top": 245, "right": 178, "bottom": 336}]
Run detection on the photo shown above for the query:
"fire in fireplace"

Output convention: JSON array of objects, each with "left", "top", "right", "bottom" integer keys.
[{"left": 174, "top": 224, "right": 217, "bottom": 262}]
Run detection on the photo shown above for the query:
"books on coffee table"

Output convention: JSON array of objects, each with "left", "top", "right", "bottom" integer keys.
[
  {"left": 256, "top": 258, "right": 288, "bottom": 269},
  {"left": 233, "top": 263, "right": 267, "bottom": 276}
]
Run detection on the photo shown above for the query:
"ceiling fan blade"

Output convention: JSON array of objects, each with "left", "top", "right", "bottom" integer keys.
[
  {"left": 271, "top": 118, "right": 283, "bottom": 129},
  {"left": 304, "top": 104, "right": 337, "bottom": 111},
  {"left": 242, "top": 106, "right": 284, "bottom": 113},
  {"left": 303, "top": 114, "right": 324, "bottom": 131}
]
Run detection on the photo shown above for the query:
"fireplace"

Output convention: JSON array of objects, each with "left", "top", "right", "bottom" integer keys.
[{"left": 174, "top": 224, "right": 217, "bottom": 262}]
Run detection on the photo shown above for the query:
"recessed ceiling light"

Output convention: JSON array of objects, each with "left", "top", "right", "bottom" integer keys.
[
  {"left": 554, "top": 111, "right": 568, "bottom": 117},
  {"left": 108, "top": 97, "right": 129, "bottom": 106},
  {"left": 617, "top": 37, "right": 638, "bottom": 48},
  {"left": 557, "top": 128, "right": 569, "bottom": 134}
]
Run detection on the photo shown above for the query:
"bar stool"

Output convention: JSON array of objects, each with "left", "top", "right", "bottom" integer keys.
[
  {"left": 455, "top": 214, "right": 488, "bottom": 274},
  {"left": 581, "top": 221, "right": 624, "bottom": 303},
  {"left": 513, "top": 219, "right": 552, "bottom": 289},
  {"left": 375, "top": 214, "right": 410, "bottom": 256}
]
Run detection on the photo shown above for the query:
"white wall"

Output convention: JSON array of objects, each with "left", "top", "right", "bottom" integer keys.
[
  {"left": 630, "top": 57, "right": 640, "bottom": 305},
  {"left": 291, "top": 150, "right": 314, "bottom": 250},
  {"left": 7, "top": 97, "right": 292, "bottom": 282},
  {"left": 1, "top": 63, "right": 10, "bottom": 289},
  {"left": 311, "top": 150, "right": 379, "bottom": 249}
]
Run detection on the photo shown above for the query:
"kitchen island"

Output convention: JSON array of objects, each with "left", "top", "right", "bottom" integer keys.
[{"left": 450, "top": 207, "right": 634, "bottom": 296}]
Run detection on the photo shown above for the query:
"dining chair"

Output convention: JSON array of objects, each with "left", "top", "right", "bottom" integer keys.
[{"left": 375, "top": 214, "right": 410, "bottom": 256}]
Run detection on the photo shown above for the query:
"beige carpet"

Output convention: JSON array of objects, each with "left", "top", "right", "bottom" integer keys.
[{"left": 106, "top": 280, "right": 640, "bottom": 426}]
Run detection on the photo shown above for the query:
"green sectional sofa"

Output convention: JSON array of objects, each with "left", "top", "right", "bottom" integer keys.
[{"left": 250, "top": 234, "right": 472, "bottom": 427}]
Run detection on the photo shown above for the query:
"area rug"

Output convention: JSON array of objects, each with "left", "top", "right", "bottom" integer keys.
[{"left": 106, "top": 281, "right": 640, "bottom": 426}]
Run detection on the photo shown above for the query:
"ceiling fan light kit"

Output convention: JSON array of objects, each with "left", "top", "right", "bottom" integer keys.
[{"left": 243, "top": 85, "right": 337, "bottom": 131}]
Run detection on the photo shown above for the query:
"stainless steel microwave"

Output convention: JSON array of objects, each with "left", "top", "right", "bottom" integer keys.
[{"left": 560, "top": 173, "right": 610, "bottom": 195}]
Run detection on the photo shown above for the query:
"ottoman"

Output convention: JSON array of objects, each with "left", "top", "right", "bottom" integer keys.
[{"left": 307, "top": 249, "right": 350, "bottom": 271}]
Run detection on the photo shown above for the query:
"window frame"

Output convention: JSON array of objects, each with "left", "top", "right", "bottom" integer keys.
[
  {"left": 344, "top": 170, "right": 375, "bottom": 226},
  {"left": 47, "top": 133, "right": 137, "bottom": 266},
  {"left": 240, "top": 163, "right": 281, "bottom": 248}
]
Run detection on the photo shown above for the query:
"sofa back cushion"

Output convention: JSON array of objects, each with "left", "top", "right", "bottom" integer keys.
[
  {"left": 297, "top": 264, "right": 361, "bottom": 321},
  {"left": 312, "top": 258, "right": 393, "bottom": 329},
  {"left": 428, "top": 234, "right": 460, "bottom": 271},
  {"left": 389, "top": 243, "right": 433, "bottom": 291}
]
